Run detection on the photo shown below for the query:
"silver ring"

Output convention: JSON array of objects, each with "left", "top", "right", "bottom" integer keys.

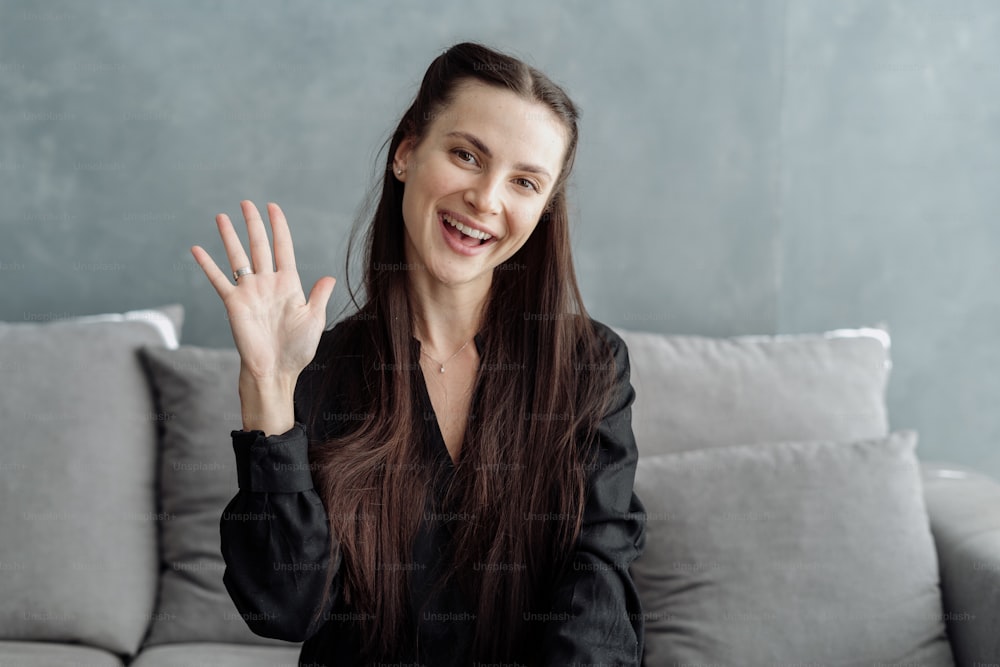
[{"left": 233, "top": 265, "right": 254, "bottom": 281}]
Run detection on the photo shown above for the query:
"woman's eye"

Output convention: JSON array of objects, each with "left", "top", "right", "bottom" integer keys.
[
  {"left": 453, "top": 149, "right": 477, "bottom": 164},
  {"left": 514, "top": 177, "right": 540, "bottom": 192}
]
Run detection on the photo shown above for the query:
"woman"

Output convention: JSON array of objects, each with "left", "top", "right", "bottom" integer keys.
[{"left": 191, "top": 42, "right": 646, "bottom": 667}]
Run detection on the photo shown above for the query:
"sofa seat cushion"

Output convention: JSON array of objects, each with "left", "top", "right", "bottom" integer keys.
[
  {"left": 0, "top": 305, "right": 183, "bottom": 656},
  {"left": 0, "top": 641, "right": 125, "bottom": 667},
  {"left": 631, "top": 430, "right": 954, "bottom": 665},
  {"left": 129, "top": 642, "right": 300, "bottom": 667},
  {"left": 613, "top": 326, "right": 891, "bottom": 456}
]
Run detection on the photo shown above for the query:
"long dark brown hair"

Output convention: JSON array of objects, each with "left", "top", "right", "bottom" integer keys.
[{"left": 304, "top": 41, "right": 618, "bottom": 664}]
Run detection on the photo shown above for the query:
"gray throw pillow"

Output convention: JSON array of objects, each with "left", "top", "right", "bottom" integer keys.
[
  {"left": 612, "top": 326, "right": 891, "bottom": 457},
  {"left": 138, "top": 345, "right": 299, "bottom": 647},
  {"left": 0, "top": 305, "right": 183, "bottom": 656},
  {"left": 631, "top": 431, "right": 954, "bottom": 666}
]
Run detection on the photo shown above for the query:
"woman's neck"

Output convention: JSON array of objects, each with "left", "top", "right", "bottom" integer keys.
[{"left": 407, "top": 271, "right": 489, "bottom": 358}]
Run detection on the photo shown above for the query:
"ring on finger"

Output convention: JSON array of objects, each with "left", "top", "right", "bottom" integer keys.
[{"left": 233, "top": 265, "right": 254, "bottom": 281}]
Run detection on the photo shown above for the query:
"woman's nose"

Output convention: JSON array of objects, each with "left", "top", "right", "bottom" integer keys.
[{"left": 464, "top": 175, "right": 501, "bottom": 215}]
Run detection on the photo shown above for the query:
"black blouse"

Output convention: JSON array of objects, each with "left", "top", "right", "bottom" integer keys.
[{"left": 220, "top": 319, "right": 647, "bottom": 666}]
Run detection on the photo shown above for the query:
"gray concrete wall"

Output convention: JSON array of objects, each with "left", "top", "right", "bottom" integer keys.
[{"left": 2, "top": 0, "right": 997, "bottom": 477}]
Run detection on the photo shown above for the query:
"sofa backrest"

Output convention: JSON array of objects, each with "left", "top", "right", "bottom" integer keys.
[
  {"left": 612, "top": 325, "right": 891, "bottom": 457},
  {"left": 0, "top": 305, "right": 183, "bottom": 656}
]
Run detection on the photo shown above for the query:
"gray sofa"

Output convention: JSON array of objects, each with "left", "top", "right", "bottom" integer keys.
[{"left": 0, "top": 304, "right": 997, "bottom": 666}]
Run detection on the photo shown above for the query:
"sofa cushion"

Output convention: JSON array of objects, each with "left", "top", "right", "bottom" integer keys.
[
  {"left": 612, "top": 326, "right": 891, "bottom": 457},
  {"left": 138, "top": 345, "right": 299, "bottom": 647},
  {"left": 921, "top": 464, "right": 1000, "bottom": 663},
  {"left": 0, "top": 641, "right": 125, "bottom": 667},
  {"left": 129, "top": 642, "right": 300, "bottom": 667},
  {"left": 631, "top": 430, "right": 954, "bottom": 665},
  {"left": 0, "top": 305, "right": 183, "bottom": 656}
]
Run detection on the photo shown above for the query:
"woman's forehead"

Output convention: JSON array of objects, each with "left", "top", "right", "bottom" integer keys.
[{"left": 429, "top": 81, "right": 568, "bottom": 172}]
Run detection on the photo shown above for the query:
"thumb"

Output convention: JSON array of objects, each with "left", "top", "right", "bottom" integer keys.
[{"left": 307, "top": 276, "right": 336, "bottom": 314}]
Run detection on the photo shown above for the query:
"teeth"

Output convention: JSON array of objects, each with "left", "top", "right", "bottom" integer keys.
[{"left": 443, "top": 213, "right": 492, "bottom": 241}]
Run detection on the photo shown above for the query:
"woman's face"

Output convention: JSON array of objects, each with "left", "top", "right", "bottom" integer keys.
[{"left": 393, "top": 79, "right": 568, "bottom": 290}]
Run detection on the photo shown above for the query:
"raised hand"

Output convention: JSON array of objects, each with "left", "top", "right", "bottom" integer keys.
[{"left": 190, "top": 201, "right": 336, "bottom": 433}]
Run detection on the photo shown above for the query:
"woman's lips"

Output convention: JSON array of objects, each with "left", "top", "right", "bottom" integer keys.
[{"left": 438, "top": 212, "right": 498, "bottom": 256}]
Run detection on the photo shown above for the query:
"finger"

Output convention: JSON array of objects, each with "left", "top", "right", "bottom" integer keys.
[
  {"left": 307, "top": 276, "right": 336, "bottom": 316},
  {"left": 191, "top": 245, "right": 234, "bottom": 299},
  {"left": 241, "top": 200, "right": 274, "bottom": 274},
  {"left": 267, "top": 202, "right": 297, "bottom": 272},
  {"left": 216, "top": 213, "right": 252, "bottom": 274}
]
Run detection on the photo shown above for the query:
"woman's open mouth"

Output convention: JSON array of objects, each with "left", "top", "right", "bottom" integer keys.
[{"left": 439, "top": 211, "right": 498, "bottom": 256}]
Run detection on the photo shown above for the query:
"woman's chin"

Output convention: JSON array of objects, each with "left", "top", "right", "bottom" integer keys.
[
  {"left": 404, "top": 245, "right": 499, "bottom": 289},
  {"left": 427, "top": 259, "right": 492, "bottom": 287},
  {"left": 433, "top": 269, "right": 484, "bottom": 287}
]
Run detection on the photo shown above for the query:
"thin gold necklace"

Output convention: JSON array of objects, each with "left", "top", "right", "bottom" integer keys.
[{"left": 419, "top": 337, "right": 473, "bottom": 373}]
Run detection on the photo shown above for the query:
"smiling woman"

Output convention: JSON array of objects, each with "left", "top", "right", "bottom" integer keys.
[
  {"left": 193, "top": 41, "right": 646, "bottom": 667},
  {"left": 395, "top": 80, "right": 566, "bottom": 276}
]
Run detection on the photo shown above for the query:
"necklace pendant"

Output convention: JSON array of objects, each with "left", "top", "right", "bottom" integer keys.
[{"left": 440, "top": 365, "right": 445, "bottom": 373}]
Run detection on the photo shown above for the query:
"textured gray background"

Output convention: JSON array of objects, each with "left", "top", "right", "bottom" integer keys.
[{"left": 2, "top": 0, "right": 998, "bottom": 478}]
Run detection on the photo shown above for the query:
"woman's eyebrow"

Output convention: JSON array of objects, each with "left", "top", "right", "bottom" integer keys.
[{"left": 445, "top": 130, "right": 552, "bottom": 181}]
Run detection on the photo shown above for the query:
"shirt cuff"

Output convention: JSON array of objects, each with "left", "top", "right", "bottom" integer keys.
[{"left": 230, "top": 421, "right": 315, "bottom": 493}]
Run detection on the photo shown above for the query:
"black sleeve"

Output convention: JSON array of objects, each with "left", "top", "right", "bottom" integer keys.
[
  {"left": 219, "top": 366, "right": 343, "bottom": 643},
  {"left": 539, "top": 323, "right": 647, "bottom": 666}
]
